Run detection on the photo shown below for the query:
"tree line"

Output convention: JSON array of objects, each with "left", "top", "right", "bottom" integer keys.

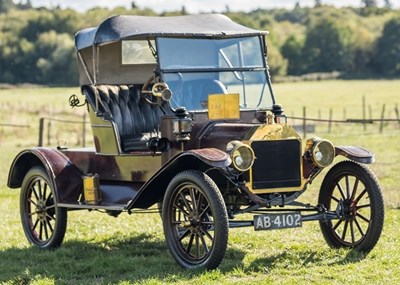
[{"left": 0, "top": 1, "right": 399, "bottom": 86}]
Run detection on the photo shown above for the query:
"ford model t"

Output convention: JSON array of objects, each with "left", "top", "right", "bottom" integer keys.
[{"left": 8, "top": 14, "right": 384, "bottom": 269}]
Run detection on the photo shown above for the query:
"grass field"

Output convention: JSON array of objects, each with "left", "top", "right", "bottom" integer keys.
[{"left": 0, "top": 80, "right": 399, "bottom": 284}]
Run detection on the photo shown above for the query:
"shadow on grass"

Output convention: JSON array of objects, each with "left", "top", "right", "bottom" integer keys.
[
  {"left": 247, "top": 248, "right": 367, "bottom": 273},
  {"left": 0, "top": 232, "right": 369, "bottom": 284},
  {"left": 0, "top": 233, "right": 246, "bottom": 284}
]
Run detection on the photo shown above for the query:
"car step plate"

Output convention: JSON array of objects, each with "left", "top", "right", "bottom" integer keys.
[{"left": 254, "top": 212, "right": 302, "bottom": 231}]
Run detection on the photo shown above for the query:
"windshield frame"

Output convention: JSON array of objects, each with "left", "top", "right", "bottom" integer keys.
[{"left": 155, "top": 35, "right": 276, "bottom": 112}]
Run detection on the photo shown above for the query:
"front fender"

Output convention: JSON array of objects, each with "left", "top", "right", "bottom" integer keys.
[
  {"left": 8, "top": 147, "right": 83, "bottom": 203},
  {"left": 335, "top": 146, "right": 375, "bottom": 164},
  {"left": 128, "top": 148, "right": 231, "bottom": 209}
]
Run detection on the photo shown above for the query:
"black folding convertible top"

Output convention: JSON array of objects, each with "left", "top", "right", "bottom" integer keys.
[{"left": 75, "top": 14, "right": 267, "bottom": 51}]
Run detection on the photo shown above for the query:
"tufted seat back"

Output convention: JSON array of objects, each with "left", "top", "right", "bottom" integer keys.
[{"left": 82, "top": 84, "right": 165, "bottom": 152}]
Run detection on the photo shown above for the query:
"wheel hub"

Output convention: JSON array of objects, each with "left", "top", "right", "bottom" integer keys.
[
  {"left": 181, "top": 217, "right": 202, "bottom": 231},
  {"left": 36, "top": 200, "right": 47, "bottom": 221},
  {"left": 341, "top": 199, "right": 358, "bottom": 220}
]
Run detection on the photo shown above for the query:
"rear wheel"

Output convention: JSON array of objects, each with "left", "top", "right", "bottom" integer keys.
[
  {"left": 318, "top": 160, "right": 384, "bottom": 252},
  {"left": 20, "top": 166, "right": 67, "bottom": 249},
  {"left": 162, "top": 170, "right": 229, "bottom": 269}
]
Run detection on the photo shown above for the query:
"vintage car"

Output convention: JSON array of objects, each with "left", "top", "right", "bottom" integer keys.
[{"left": 8, "top": 14, "right": 384, "bottom": 270}]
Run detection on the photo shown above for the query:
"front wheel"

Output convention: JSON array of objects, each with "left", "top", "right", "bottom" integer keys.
[
  {"left": 318, "top": 160, "right": 384, "bottom": 252},
  {"left": 162, "top": 170, "right": 229, "bottom": 270},
  {"left": 20, "top": 166, "right": 67, "bottom": 249}
]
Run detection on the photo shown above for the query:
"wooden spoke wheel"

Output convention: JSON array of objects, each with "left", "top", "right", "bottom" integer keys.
[
  {"left": 20, "top": 167, "right": 67, "bottom": 249},
  {"left": 162, "top": 170, "right": 228, "bottom": 269},
  {"left": 318, "top": 161, "right": 384, "bottom": 252}
]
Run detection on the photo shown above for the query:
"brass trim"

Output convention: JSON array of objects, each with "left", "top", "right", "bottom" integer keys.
[
  {"left": 245, "top": 179, "right": 308, "bottom": 194},
  {"left": 245, "top": 123, "right": 305, "bottom": 194}
]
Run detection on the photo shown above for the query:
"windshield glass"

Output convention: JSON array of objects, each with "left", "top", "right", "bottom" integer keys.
[{"left": 157, "top": 36, "right": 274, "bottom": 111}]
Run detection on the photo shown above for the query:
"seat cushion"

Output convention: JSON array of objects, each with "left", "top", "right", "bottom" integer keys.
[{"left": 83, "top": 84, "right": 168, "bottom": 152}]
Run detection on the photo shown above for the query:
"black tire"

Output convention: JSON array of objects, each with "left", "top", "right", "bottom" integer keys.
[
  {"left": 318, "top": 160, "right": 384, "bottom": 252},
  {"left": 162, "top": 170, "right": 229, "bottom": 270},
  {"left": 20, "top": 166, "right": 67, "bottom": 249}
]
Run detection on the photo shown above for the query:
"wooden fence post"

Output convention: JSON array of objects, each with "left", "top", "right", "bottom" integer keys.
[
  {"left": 47, "top": 120, "right": 51, "bottom": 146},
  {"left": 328, "top": 108, "right": 332, "bottom": 133},
  {"left": 38, "top": 118, "right": 44, "bottom": 147},
  {"left": 362, "top": 96, "right": 367, "bottom": 131},
  {"left": 379, "top": 104, "right": 386, "bottom": 133},
  {"left": 369, "top": 105, "right": 373, "bottom": 122},
  {"left": 395, "top": 104, "right": 400, "bottom": 128}
]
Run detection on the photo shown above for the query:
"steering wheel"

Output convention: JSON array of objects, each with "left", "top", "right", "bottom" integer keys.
[{"left": 141, "top": 75, "right": 172, "bottom": 106}]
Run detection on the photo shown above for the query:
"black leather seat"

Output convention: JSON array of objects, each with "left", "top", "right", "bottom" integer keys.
[{"left": 82, "top": 84, "right": 166, "bottom": 152}]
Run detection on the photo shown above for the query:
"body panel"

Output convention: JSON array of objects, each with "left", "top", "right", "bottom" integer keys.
[
  {"left": 335, "top": 146, "right": 375, "bottom": 164},
  {"left": 8, "top": 148, "right": 83, "bottom": 203}
]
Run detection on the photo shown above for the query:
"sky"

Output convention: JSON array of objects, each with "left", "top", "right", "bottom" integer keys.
[{"left": 29, "top": 0, "right": 400, "bottom": 13}]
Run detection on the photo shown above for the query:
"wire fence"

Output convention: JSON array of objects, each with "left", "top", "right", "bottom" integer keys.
[
  {"left": 37, "top": 114, "right": 89, "bottom": 147},
  {"left": 289, "top": 103, "right": 400, "bottom": 138},
  {"left": 0, "top": 123, "right": 30, "bottom": 128},
  {"left": 1, "top": 103, "right": 399, "bottom": 148}
]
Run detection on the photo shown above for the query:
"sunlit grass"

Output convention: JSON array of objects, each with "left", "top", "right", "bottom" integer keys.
[
  {"left": 1, "top": 188, "right": 399, "bottom": 284},
  {"left": 273, "top": 79, "right": 399, "bottom": 119}
]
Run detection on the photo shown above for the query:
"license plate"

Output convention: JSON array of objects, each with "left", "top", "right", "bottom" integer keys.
[{"left": 254, "top": 212, "right": 302, "bottom": 231}]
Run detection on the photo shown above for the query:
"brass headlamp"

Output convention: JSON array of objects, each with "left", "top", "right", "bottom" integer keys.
[
  {"left": 227, "top": 141, "right": 255, "bottom": 172},
  {"left": 305, "top": 137, "right": 335, "bottom": 168}
]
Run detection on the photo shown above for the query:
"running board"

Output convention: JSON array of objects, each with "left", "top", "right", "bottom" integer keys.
[{"left": 57, "top": 203, "right": 127, "bottom": 211}]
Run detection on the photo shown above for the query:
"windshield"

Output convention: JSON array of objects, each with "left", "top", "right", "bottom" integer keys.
[{"left": 157, "top": 36, "right": 274, "bottom": 111}]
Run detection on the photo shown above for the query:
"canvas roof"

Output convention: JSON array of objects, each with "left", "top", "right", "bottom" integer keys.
[{"left": 75, "top": 14, "right": 267, "bottom": 50}]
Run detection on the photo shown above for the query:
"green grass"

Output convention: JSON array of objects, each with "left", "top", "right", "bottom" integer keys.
[
  {"left": 273, "top": 79, "right": 400, "bottom": 118},
  {"left": 0, "top": 80, "right": 399, "bottom": 284},
  {"left": 0, "top": 195, "right": 399, "bottom": 284}
]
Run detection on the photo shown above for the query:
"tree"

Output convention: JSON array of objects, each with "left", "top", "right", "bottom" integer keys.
[
  {"left": 0, "top": 36, "right": 37, "bottom": 83},
  {"left": 35, "top": 31, "right": 78, "bottom": 85},
  {"left": 16, "top": 0, "right": 32, "bottom": 10},
  {"left": 0, "top": 0, "right": 15, "bottom": 12},
  {"left": 274, "top": 5, "right": 308, "bottom": 24},
  {"left": 373, "top": 17, "right": 400, "bottom": 76},
  {"left": 315, "top": 0, "right": 322, "bottom": 7},
  {"left": 384, "top": 0, "right": 393, "bottom": 9},
  {"left": 347, "top": 26, "right": 374, "bottom": 74},
  {"left": 361, "top": 0, "right": 377, "bottom": 7},
  {"left": 302, "top": 20, "right": 352, "bottom": 73},
  {"left": 281, "top": 35, "right": 305, "bottom": 75},
  {"left": 266, "top": 42, "right": 288, "bottom": 76},
  {"left": 181, "top": 5, "right": 187, "bottom": 15},
  {"left": 19, "top": 11, "right": 56, "bottom": 41}
]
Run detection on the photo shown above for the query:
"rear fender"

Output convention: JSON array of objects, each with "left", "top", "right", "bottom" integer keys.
[
  {"left": 128, "top": 148, "right": 231, "bottom": 209},
  {"left": 7, "top": 147, "right": 83, "bottom": 203},
  {"left": 335, "top": 146, "right": 375, "bottom": 164}
]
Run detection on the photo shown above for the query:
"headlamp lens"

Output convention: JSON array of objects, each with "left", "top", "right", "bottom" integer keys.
[{"left": 227, "top": 141, "right": 255, "bottom": 172}]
